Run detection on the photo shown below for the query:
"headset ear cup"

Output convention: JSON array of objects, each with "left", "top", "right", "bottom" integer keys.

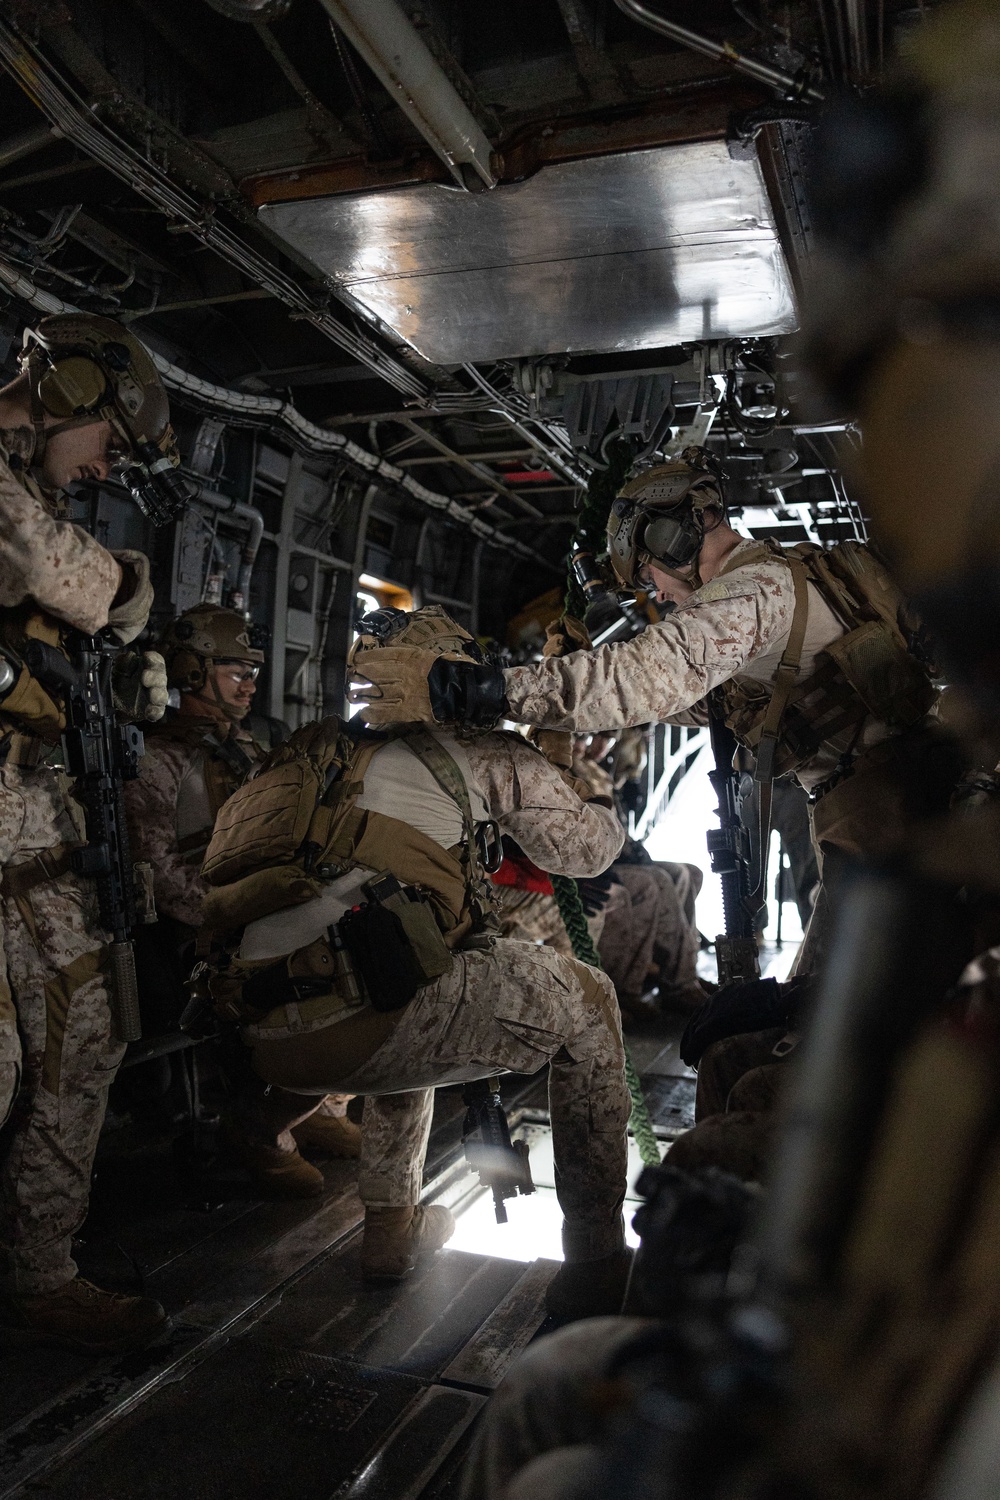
[
  {"left": 168, "top": 649, "right": 207, "bottom": 695},
  {"left": 36, "top": 356, "right": 107, "bottom": 419}
]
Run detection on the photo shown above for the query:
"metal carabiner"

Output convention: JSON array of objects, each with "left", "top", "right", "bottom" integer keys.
[{"left": 475, "top": 818, "right": 504, "bottom": 874}]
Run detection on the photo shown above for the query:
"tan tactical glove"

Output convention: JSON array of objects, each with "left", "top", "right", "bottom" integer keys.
[
  {"left": 530, "top": 728, "right": 573, "bottom": 770},
  {"left": 542, "top": 613, "right": 592, "bottom": 658},
  {"left": 347, "top": 646, "right": 441, "bottom": 726},
  {"left": 350, "top": 647, "right": 509, "bottom": 728},
  {"left": 107, "top": 550, "right": 154, "bottom": 645},
  {"left": 112, "top": 648, "right": 169, "bottom": 723}
]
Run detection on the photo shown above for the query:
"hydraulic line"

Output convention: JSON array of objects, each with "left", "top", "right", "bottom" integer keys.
[
  {"left": 0, "top": 18, "right": 428, "bottom": 398},
  {"left": 612, "top": 0, "right": 825, "bottom": 102}
]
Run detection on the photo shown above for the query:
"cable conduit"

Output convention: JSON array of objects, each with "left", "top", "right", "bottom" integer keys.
[{"left": 0, "top": 254, "right": 555, "bottom": 569}]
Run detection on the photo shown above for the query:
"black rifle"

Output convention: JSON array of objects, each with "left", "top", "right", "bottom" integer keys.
[
  {"left": 462, "top": 1078, "right": 535, "bottom": 1224},
  {"left": 705, "top": 700, "right": 761, "bottom": 987},
  {"left": 23, "top": 632, "right": 149, "bottom": 1042}
]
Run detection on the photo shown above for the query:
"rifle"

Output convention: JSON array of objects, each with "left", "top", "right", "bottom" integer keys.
[
  {"left": 705, "top": 699, "right": 761, "bottom": 987},
  {"left": 462, "top": 1078, "right": 535, "bottom": 1224},
  {"left": 23, "top": 632, "right": 153, "bottom": 1043}
]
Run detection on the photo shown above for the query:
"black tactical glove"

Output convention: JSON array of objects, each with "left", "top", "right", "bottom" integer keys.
[
  {"left": 350, "top": 648, "right": 508, "bottom": 728},
  {"left": 577, "top": 870, "right": 616, "bottom": 917}
]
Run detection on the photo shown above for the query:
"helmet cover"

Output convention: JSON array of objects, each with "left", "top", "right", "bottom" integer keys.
[
  {"left": 160, "top": 604, "right": 266, "bottom": 691},
  {"left": 348, "top": 605, "right": 485, "bottom": 670},
  {"left": 606, "top": 448, "right": 724, "bottom": 587}
]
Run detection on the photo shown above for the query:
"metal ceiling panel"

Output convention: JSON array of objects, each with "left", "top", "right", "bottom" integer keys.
[{"left": 259, "top": 141, "right": 797, "bottom": 364}]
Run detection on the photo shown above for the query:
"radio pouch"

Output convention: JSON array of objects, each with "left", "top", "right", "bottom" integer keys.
[{"left": 339, "top": 871, "right": 453, "bottom": 1013}]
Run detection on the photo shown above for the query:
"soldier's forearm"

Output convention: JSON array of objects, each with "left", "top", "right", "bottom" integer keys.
[{"left": 0, "top": 475, "right": 122, "bottom": 632}]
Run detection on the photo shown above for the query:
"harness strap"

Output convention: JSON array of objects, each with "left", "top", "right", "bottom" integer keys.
[
  {"left": 1, "top": 843, "right": 75, "bottom": 903},
  {"left": 403, "top": 729, "right": 480, "bottom": 875}
]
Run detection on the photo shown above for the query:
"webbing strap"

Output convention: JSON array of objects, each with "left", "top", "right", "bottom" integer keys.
[
  {"left": 403, "top": 728, "right": 479, "bottom": 874},
  {"left": 747, "top": 555, "right": 810, "bottom": 912}
]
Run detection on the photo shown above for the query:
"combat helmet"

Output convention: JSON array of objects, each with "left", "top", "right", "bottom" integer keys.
[
  {"left": 348, "top": 605, "right": 486, "bottom": 668},
  {"left": 20, "top": 313, "right": 188, "bottom": 524},
  {"left": 606, "top": 447, "right": 725, "bottom": 589},
  {"left": 160, "top": 604, "right": 266, "bottom": 695}
]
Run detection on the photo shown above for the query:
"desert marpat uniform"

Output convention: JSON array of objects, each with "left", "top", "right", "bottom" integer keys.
[
  {"left": 124, "top": 715, "right": 266, "bottom": 933},
  {"left": 124, "top": 716, "right": 355, "bottom": 1145},
  {"left": 505, "top": 538, "right": 955, "bottom": 969},
  {"left": 506, "top": 539, "right": 897, "bottom": 795},
  {"left": 0, "top": 429, "right": 148, "bottom": 1294},
  {"left": 235, "top": 730, "right": 630, "bottom": 1263}
]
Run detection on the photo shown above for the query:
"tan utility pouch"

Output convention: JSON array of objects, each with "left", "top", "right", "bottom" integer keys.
[
  {"left": 209, "top": 935, "right": 366, "bottom": 1028},
  {"left": 202, "top": 866, "right": 326, "bottom": 932},
  {"left": 822, "top": 620, "right": 936, "bottom": 728}
]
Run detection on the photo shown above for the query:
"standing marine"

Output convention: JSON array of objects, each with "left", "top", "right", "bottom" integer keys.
[
  {"left": 351, "top": 450, "right": 954, "bottom": 969},
  {"left": 0, "top": 313, "right": 175, "bottom": 1353}
]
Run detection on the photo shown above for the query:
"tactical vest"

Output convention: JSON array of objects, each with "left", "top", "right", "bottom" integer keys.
[
  {"left": 145, "top": 713, "right": 268, "bottom": 862},
  {"left": 718, "top": 538, "right": 936, "bottom": 784},
  {"left": 196, "top": 717, "right": 500, "bottom": 1029}
]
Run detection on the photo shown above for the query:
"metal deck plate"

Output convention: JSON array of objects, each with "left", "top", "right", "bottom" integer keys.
[
  {"left": 22, "top": 1339, "right": 430, "bottom": 1500},
  {"left": 259, "top": 142, "right": 798, "bottom": 363}
]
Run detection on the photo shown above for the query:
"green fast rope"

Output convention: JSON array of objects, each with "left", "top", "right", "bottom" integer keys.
[{"left": 551, "top": 873, "right": 661, "bottom": 1167}]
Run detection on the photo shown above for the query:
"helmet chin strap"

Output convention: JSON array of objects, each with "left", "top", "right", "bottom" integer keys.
[{"left": 189, "top": 660, "right": 249, "bottom": 725}]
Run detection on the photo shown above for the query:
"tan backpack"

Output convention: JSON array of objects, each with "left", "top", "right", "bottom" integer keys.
[{"left": 200, "top": 716, "right": 498, "bottom": 947}]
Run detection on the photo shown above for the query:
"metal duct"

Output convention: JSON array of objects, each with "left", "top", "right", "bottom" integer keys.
[
  {"left": 318, "top": 0, "right": 496, "bottom": 189},
  {"left": 612, "top": 0, "right": 825, "bottom": 102},
  {"left": 0, "top": 254, "right": 554, "bottom": 570},
  {"left": 192, "top": 486, "right": 266, "bottom": 607}
]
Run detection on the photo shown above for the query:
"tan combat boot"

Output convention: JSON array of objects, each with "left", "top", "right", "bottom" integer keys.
[
  {"left": 545, "top": 1247, "right": 634, "bottom": 1323},
  {"left": 360, "top": 1205, "right": 456, "bottom": 1282},
  {"left": 221, "top": 1122, "right": 325, "bottom": 1199},
  {"left": 4, "top": 1276, "right": 168, "bottom": 1355},
  {"left": 292, "top": 1112, "right": 362, "bottom": 1159}
]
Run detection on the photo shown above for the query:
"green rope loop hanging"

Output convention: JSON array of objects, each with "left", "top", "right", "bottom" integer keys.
[{"left": 551, "top": 873, "right": 661, "bottom": 1168}]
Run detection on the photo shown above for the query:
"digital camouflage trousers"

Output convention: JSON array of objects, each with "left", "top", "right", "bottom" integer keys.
[
  {"left": 252, "top": 940, "right": 630, "bottom": 1263},
  {"left": 0, "top": 762, "right": 123, "bottom": 1295}
]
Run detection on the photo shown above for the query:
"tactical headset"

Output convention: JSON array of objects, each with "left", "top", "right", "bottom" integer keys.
[
  {"left": 606, "top": 448, "right": 726, "bottom": 589},
  {"left": 20, "top": 314, "right": 190, "bottom": 526}
]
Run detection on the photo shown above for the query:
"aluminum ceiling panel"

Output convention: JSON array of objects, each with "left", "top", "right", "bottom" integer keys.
[{"left": 259, "top": 142, "right": 797, "bottom": 364}]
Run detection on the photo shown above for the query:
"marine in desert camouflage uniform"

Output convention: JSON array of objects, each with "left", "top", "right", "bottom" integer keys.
[
  {"left": 124, "top": 604, "right": 360, "bottom": 1198},
  {"left": 222, "top": 608, "right": 630, "bottom": 1320},
  {"left": 0, "top": 314, "right": 173, "bottom": 1354}
]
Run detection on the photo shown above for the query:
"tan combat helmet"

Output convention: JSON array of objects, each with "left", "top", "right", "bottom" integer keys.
[
  {"left": 160, "top": 604, "right": 266, "bottom": 695},
  {"left": 606, "top": 447, "right": 724, "bottom": 589},
  {"left": 20, "top": 313, "right": 188, "bottom": 524},
  {"left": 348, "top": 605, "right": 486, "bottom": 668}
]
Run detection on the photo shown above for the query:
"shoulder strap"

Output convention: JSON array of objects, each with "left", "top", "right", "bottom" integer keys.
[{"left": 403, "top": 728, "right": 477, "bottom": 858}]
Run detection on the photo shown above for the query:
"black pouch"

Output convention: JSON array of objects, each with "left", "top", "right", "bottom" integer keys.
[
  {"left": 679, "top": 975, "right": 810, "bottom": 1067},
  {"left": 338, "top": 902, "right": 426, "bottom": 1012}
]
